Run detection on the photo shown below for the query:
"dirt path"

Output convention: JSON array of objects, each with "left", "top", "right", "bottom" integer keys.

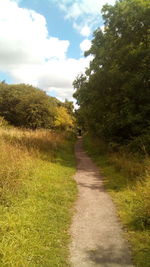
[{"left": 70, "top": 138, "right": 133, "bottom": 267}]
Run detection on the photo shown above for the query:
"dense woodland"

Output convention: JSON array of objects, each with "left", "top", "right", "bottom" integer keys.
[{"left": 74, "top": 0, "right": 150, "bottom": 153}]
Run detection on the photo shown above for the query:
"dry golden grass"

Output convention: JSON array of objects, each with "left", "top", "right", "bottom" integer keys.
[
  {"left": 0, "top": 128, "right": 64, "bottom": 150},
  {"left": 0, "top": 128, "right": 68, "bottom": 201}
]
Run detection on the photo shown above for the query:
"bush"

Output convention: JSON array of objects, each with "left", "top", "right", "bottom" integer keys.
[{"left": 0, "top": 83, "right": 58, "bottom": 129}]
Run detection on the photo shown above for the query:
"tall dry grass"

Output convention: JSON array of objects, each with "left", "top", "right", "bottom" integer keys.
[
  {"left": 0, "top": 128, "right": 64, "bottom": 151},
  {"left": 0, "top": 128, "right": 65, "bottom": 205}
]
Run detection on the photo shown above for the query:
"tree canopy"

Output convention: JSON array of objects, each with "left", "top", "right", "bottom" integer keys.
[
  {"left": 73, "top": 0, "right": 150, "bottom": 151},
  {"left": 0, "top": 83, "right": 75, "bottom": 130},
  {"left": 54, "top": 106, "right": 75, "bottom": 131}
]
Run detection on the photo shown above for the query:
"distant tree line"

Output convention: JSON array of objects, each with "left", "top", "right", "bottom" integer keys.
[
  {"left": 0, "top": 82, "right": 75, "bottom": 130},
  {"left": 73, "top": 0, "right": 150, "bottom": 152}
]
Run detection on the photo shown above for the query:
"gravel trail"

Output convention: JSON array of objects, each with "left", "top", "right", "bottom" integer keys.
[{"left": 70, "top": 138, "right": 133, "bottom": 267}]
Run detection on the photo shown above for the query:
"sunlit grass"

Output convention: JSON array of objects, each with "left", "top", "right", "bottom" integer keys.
[
  {"left": 0, "top": 127, "right": 77, "bottom": 266},
  {"left": 84, "top": 135, "right": 150, "bottom": 267}
]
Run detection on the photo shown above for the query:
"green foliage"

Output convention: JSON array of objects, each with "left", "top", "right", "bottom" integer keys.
[
  {"left": 0, "top": 128, "right": 77, "bottom": 266},
  {"left": 55, "top": 106, "right": 75, "bottom": 131},
  {"left": 63, "top": 99, "right": 74, "bottom": 116},
  {"left": 0, "top": 83, "right": 59, "bottom": 129},
  {"left": 74, "top": 0, "right": 150, "bottom": 151},
  {"left": 84, "top": 135, "right": 150, "bottom": 267},
  {"left": 0, "top": 82, "right": 76, "bottom": 131}
]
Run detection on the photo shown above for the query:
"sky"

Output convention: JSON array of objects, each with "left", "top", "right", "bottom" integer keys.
[{"left": 0, "top": 0, "right": 115, "bottom": 102}]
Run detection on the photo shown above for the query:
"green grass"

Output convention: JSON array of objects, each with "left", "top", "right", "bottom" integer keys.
[
  {"left": 83, "top": 135, "right": 150, "bottom": 267},
  {"left": 0, "top": 128, "right": 77, "bottom": 266}
]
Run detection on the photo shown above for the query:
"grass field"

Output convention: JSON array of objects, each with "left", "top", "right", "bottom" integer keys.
[
  {"left": 0, "top": 128, "right": 77, "bottom": 266},
  {"left": 84, "top": 135, "right": 150, "bottom": 267}
]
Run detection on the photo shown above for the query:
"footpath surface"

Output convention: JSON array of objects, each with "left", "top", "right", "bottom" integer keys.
[{"left": 70, "top": 138, "right": 133, "bottom": 267}]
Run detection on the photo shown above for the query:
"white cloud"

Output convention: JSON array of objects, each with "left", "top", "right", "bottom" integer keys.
[
  {"left": 100, "top": 25, "right": 105, "bottom": 32},
  {"left": 0, "top": 0, "right": 69, "bottom": 65},
  {"left": 0, "top": 0, "right": 92, "bottom": 101},
  {"left": 11, "top": 0, "right": 21, "bottom": 3},
  {"left": 80, "top": 26, "right": 91, "bottom": 37},
  {"left": 10, "top": 56, "right": 92, "bottom": 102},
  {"left": 53, "top": 0, "right": 116, "bottom": 35},
  {"left": 73, "top": 23, "right": 91, "bottom": 37},
  {"left": 80, "top": 40, "right": 91, "bottom": 53}
]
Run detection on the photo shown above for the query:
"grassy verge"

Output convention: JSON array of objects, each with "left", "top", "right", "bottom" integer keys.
[
  {"left": 83, "top": 135, "right": 150, "bottom": 267},
  {"left": 0, "top": 128, "right": 77, "bottom": 266}
]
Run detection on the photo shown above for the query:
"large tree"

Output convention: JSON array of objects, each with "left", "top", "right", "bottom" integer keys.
[{"left": 74, "top": 0, "right": 150, "bottom": 148}]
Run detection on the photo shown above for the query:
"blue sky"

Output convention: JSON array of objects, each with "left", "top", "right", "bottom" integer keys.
[{"left": 0, "top": 0, "right": 115, "bottom": 101}]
